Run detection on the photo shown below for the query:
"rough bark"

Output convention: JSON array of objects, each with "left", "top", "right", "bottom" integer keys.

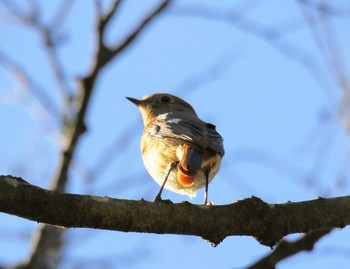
[{"left": 1, "top": 175, "right": 349, "bottom": 247}]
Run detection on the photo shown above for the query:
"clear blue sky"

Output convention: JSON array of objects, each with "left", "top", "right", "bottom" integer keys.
[{"left": 1, "top": 0, "right": 350, "bottom": 268}]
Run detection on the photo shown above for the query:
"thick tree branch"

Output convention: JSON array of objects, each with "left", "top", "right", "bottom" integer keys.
[{"left": 1, "top": 175, "right": 349, "bottom": 247}]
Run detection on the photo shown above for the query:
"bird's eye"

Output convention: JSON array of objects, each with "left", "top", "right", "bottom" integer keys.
[{"left": 160, "top": 96, "right": 171, "bottom": 103}]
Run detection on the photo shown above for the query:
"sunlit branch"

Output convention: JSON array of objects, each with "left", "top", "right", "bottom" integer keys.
[{"left": 1, "top": 176, "right": 349, "bottom": 248}]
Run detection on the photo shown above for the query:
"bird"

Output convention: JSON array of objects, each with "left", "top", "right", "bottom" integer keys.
[{"left": 126, "top": 93, "right": 224, "bottom": 204}]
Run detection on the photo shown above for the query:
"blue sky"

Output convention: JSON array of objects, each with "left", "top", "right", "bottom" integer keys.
[{"left": 1, "top": 0, "right": 350, "bottom": 268}]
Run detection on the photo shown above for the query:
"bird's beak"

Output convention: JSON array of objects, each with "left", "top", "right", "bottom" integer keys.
[{"left": 126, "top": 97, "right": 141, "bottom": 106}]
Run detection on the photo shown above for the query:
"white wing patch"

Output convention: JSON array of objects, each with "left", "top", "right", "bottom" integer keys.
[{"left": 167, "top": 118, "right": 182, "bottom": 124}]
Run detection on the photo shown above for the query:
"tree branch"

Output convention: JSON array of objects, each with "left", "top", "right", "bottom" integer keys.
[
  {"left": 246, "top": 229, "right": 332, "bottom": 269},
  {"left": 9, "top": 2, "right": 172, "bottom": 268},
  {"left": 1, "top": 175, "right": 349, "bottom": 247},
  {"left": 96, "top": 0, "right": 170, "bottom": 68},
  {"left": 2, "top": 0, "right": 73, "bottom": 107},
  {"left": 170, "top": 4, "right": 335, "bottom": 101},
  {"left": 0, "top": 50, "right": 60, "bottom": 124}
]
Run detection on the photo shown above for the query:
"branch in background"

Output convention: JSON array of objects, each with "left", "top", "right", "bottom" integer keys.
[
  {"left": 51, "top": 0, "right": 76, "bottom": 27},
  {"left": 246, "top": 229, "right": 332, "bottom": 269},
  {"left": 41, "top": 0, "right": 76, "bottom": 108},
  {"left": 1, "top": 176, "right": 349, "bottom": 247},
  {"left": 1, "top": 0, "right": 75, "bottom": 108},
  {"left": 95, "top": 0, "right": 123, "bottom": 34},
  {"left": 75, "top": 0, "right": 170, "bottom": 187},
  {"left": 298, "top": 0, "right": 350, "bottom": 16},
  {"left": 318, "top": 6, "right": 350, "bottom": 133},
  {"left": 0, "top": 50, "right": 61, "bottom": 125},
  {"left": 86, "top": 120, "right": 138, "bottom": 184},
  {"left": 298, "top": 1, "right": 349, "bottom": 94},
  {"left": 174, "top": 48, "right": 239, "bottom": 97},
  {"left": 94, "top": 0, "right": 170, "bottom": 69},
  {"left": 170, "top": 4, "right": 336, "bottom": 102},
  {"left": 9, "top": 1, "right": 172, "bottom": 269}
]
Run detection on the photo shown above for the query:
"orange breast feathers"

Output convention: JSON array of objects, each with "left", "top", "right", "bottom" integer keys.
[{"left": 176, "top": 144, "right": 203, "bottom": 187}]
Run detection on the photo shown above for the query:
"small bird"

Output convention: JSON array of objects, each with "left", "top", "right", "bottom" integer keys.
[{"left": 126, "top": 93, "right": 224, "bottom": 204}]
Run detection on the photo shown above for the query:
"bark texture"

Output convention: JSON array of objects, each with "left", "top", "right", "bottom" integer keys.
[{"left": 1, "top": 175, "right": 349, "bottom": 247}]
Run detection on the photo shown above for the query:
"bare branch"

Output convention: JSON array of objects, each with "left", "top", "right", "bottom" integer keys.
[
  {"left": 174, "top": 48, "right": 239, "bottom": 96},
  {"left": 44, "top": 34, "right": 72, "bottom": 109},
  {"left": 51, "top": 0, "right": 76, "bottom": 27},
  {"left": 298, "top": 1, "right": 349, "bottom": 93},
  {"left": 95, "top": 0, "right": 170, "bottom": 69},
  {"left": 298, "top": 0, "right": 350, "bottom": 16},
  {"left": 1, "top": 176, "right": 349, "bottom": 247},
  {"left": 318, "top": 7, "right": 349, "bottom": 93},
  {"left": 15, "top": 2, "right": 172, "bottom": 268},
  {"left": 95, "top": 0, "right": 123, "bottom": 33},
  {"left": 170, "top": 4, "right": 336, "bottom": 102},
  {"left": 87, "top": 120, "right": 138, "bottom": 183},
  {"left": 246, "top": 229, "right": 332, "bottom": 269},
  {"left": 0, "top": 50, "right": 61, "bottom": 125},
  {"left": 1, "top": 0, "right": 73, "bottom": 109},
  {"left": 0, "top": 0, "right": 37, "bottom": 23},
  {"left": 297, "top": 1, "right": 350, "bottom": 134}
]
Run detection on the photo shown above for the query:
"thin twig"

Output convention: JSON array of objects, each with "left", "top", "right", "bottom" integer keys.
[
  {"left": 170, "top": 4, "right": 336, "bottom": 103},
  {"left": 299, "top": 0, "right": 350, "bottom": 16},
  {"left": 97, "top": 0, "right": 170, "bottom": 68},
  {"left": 318, "top": 4, "right": 349, "bottom": 93},
  {"left": 95, "top": 0, "right": 123, "bottom": 33},
  {"left": 1, "top": 0, "right": 73, "bottom": 111},
  {"left": 51, "top": 0, "right": 76, "bottom": 27},
  {"left": 0, "top": 50, "right": 61, "bottom": 125}
]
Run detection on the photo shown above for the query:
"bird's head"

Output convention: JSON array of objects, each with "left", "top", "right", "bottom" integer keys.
[{"left": 126, "top": 93, "right": 197, "bottom": 125}]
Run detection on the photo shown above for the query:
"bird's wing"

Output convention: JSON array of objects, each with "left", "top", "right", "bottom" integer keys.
[{"left": 145, "top": 113, "right": 224, "bottom": 156}]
